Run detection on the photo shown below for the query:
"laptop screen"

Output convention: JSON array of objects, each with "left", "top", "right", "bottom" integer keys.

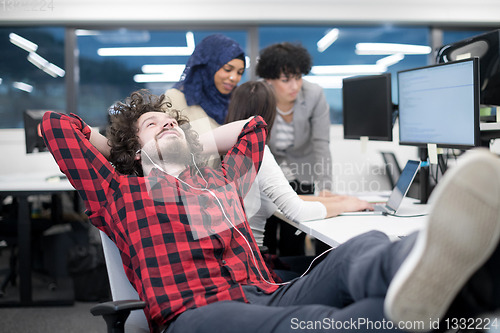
[{"left": 386, "top": 160, "right": 420, "bottom": 211}]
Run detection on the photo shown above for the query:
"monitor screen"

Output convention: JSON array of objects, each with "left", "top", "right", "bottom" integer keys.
[
  {"left": 398, "top": 58, "right": 480, "bottom": 149},
  {"left": 23, "top": 110, "right": 50, "bottom": 154},
  {"left": 342, "top": 73, "right": 393, "bottom": 141},
  {"left": 436, "top": 29, "right": 500, "bottom": 107}
]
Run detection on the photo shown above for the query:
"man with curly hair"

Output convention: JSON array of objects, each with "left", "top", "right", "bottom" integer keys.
[{"left": 41, "top": 89, "right": 500, "bottom": 333}]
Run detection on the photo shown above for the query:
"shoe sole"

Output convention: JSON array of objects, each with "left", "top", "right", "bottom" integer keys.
[{"left": 384, "top": 150, "right": 500, "bottom": 332}]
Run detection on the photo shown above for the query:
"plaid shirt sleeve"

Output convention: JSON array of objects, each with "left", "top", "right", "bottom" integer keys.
[
  {"left": 221, "top": 116, "right": 267, "bottom": 199},
  {"left": 40, "top": 111, "right": 119, "bottom": 228}
]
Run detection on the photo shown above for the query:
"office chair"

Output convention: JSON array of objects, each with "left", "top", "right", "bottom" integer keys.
[
  {"left": 90, "top": 230, "right": 147, "bottom": 333},
  {"left": 92, "top": 232, "right": 276, "bottom": 333},
  {"left": 380, "top": 151, "right": 402, "bottom": 189},
  {"left": 380, "top": 151, "right": 420, "bottom": 199}
]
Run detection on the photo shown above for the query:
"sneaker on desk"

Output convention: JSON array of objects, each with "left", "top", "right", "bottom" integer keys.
[{"left": 384, "top": 149, "right": 500, "bottom": 332}]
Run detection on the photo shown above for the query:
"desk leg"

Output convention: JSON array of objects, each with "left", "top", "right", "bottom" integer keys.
[{"left": 17, "top": 196, "right": 32, "bottom": 304}]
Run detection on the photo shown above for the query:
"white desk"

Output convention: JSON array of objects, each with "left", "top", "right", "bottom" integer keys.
[
  {"left": 0, "top": 172, "right": 75, "bottom": 306},
  {"left": 276, "top": 197, "right": 429, "bottom": 248}
]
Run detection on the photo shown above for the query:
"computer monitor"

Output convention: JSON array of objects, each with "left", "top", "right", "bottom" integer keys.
[
  {"left": 398, "top": 57, "right": 480, "bottom": 149},
  {"left": 342, "top": 73, "right": 394, "bottom": 141},
  {"left": 23, "top": 110, "right": 49, "bottom": 154},
  {"left": 436, "top": 29, "right": 500, "bottom": 107}
]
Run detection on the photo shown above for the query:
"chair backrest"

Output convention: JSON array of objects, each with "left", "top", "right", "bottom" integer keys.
[
  {"left": 99, "top": 230, "right": 150, "bottom": 333},
  {"left": 380, "top": 151, "right": 402, "bottom": 189}
]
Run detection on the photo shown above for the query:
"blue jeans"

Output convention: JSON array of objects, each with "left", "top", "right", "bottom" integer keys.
[{"left": 165, "top": 231, "right": 417, "bottom": 333}]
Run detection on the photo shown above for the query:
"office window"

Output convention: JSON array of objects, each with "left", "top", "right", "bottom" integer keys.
[
  {"left": 259, "top": 26, "right": 430, "bottom": 123},
  {"left": 0, "top": 27, "right": 65, "bottom": 129},
  {"left": 76, "top": 29, "right": 248, "bottom": 127}
]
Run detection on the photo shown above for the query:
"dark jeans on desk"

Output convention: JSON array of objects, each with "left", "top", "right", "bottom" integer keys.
[{"left": 166, "top": 230, "right": 416, "bottom": 333}]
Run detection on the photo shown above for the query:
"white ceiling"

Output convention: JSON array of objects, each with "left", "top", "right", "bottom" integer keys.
[{"left": 0, "top": 0, "right": 499, "bottom": 26}]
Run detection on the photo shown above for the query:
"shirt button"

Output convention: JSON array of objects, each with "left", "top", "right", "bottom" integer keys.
[
  {"left": 210, "top": 229, "right": 216, "bottom": 233},
  {"left": 222, "top": 260, "right": 226, "bottom": 265}
]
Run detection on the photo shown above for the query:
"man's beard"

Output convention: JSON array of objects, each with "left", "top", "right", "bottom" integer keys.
[{"left": 155, "top": 139, "right": 192, "bottom": 167}]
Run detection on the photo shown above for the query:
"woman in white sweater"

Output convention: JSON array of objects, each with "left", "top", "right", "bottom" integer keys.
[{"left": 225, "top": 82, "right": 372, "bottom": 249}]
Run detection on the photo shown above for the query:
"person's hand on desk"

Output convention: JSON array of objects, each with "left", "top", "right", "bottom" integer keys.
[
  {"left": 317, "top": 190, "right": 337, "bottom": 198},
  {"left": 319, "top": 195, "right": 374, "bottom": 218}
]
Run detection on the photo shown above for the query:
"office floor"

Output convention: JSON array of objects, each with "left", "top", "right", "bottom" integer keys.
[
  {"left": 0, "top": 247, "right": 107, "bottom": 333},
  {"left": 0, "top": 301, "right": 107, "bottom": 333}
]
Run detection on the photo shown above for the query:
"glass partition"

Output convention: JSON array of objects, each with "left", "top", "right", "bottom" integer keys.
[
  {"left": 259, "top": 26, "right": 430, "bottom": 123},
  {"left": 0, "top": 27, "right": 65, "bottom": 128},
  {"left": 76, "top": 29, "right": 248, "bottom": 127}
]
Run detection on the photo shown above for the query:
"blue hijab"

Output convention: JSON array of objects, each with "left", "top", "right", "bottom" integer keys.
[{"left": 173, "top": 34, "right": 245, "bottom": 125}]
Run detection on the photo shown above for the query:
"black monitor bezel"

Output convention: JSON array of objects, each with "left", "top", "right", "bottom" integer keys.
[
  {"left": 397, "top": 57, "right": 480, "bottom": 149},
  {"left": 342, "top": 73, "right": 393, "bottom": 142}
]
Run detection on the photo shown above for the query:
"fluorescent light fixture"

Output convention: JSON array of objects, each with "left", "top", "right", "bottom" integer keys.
[
  {"left": 75, "top": 29, "right": 101, "bottom": 36},
  {"left": 13, "top": 81, "right": 33, "bottom": 93},
  {"left": 185, "top": 31, "right": 195, "bottom": 50},
  {"left": 27, "top": 52, "right": 49, "bottom": 69},
  {"left": 311, "top": 64, "right": 387, "bottom": 75},
  {"left": 134, "top": 73, "right": 184, "bottom": 83},
  {"left": 303, "top": 75, "right": 349, "bottom": 89},
  {"left": 9, "top": 33, "right": 38, "bottom": 53},
  {"left": 98, "top": 31, "right": 196, "bottom": 57},
  {"left": 376, "top": 53, "right": 405, "bottom": 67},
  {"left": 141, "top": 64, "right": 186, "bottom": 74},
  {"left": 355, "top": 43, "right": 432, "bottom": 55},
  {"left": 27, "top": 52, "right": 65, "bottom": 77},
  {"left": 43, "top": 67, "right": 58, "bottom": 78},
  {"left": 317, "top": 28, "right": 339, "bottom": 53},
  {"left": 44, "top": 63, "right": 66, "bottom": 77}
]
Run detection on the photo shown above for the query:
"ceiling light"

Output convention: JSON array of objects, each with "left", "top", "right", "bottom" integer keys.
[
  {"left": 75, "top": 29, "right": 101, "bottom": 36},
  {"left": 44, "top": 63, "right": 66, "bottom": 77},
  {"left": 355, "top": 43, "right": 432, "bottom": 55},
  {"left": 185, "top": 31, "right": 195, "bottom": 50},
  {"left": 9, "top": 33, "right": 38, "bottom": 53},
  {"left": 317, "top": 28, "right": 339, "bottom": 53},
  {"left": 98, "top": 32, "right": 195, "bottom": 57},
  {"left": 27, "top": 52, "right": 49, "bottom": 69},
  {"left": 311, "top": 64, "right": 387, "bottom": 75},
  {"left": 141, "top": 64, "right": 186, "bottom": 74},
  {"left": 376, "top": 53, "right": 405, "bottom": 67},
  {"left": 27, "top": 53, "right": 65, "bottom": 77},
  {"left": 13, "top": 82, "right": 33, "bottom": 93},
  {"left": 134, "top": 73, "right": 184, "bottom": 83}
]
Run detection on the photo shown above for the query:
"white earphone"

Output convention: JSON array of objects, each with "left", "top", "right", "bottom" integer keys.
[{"left": 135, "top": 148, "right": 329, "bottom": 286}]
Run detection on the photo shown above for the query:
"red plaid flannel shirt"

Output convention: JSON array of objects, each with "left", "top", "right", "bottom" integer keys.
[{"left": 41, "top": 112, "right": 278, "bottom": 332}]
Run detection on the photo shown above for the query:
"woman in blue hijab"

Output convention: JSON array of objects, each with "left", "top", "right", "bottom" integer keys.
[{"left": 165, "top": 34, "right": 246, "bottom": 136}]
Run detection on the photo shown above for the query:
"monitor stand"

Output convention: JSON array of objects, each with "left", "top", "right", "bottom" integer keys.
[{"left": 418, "top": 147, "right": 431, "bottom": 204}]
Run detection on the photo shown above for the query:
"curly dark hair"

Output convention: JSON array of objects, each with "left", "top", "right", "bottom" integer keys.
[
  {"left": 107, "top": 90, "right": 204, "bottom": 176},
  {"left": 256, "top": 42, "right": 312, "bottom": 79}
]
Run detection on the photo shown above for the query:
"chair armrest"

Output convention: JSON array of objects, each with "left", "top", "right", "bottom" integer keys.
[
  {"left": 91, "top": 300, "right": 146, "bottom": 333},
  {"left": 91, "top": 299, "right": 146, "bottom": 316}
]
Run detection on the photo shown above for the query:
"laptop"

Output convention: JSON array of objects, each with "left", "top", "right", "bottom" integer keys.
[{"left": 339, "top": 160, "right": 421, "bottom": 216}]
